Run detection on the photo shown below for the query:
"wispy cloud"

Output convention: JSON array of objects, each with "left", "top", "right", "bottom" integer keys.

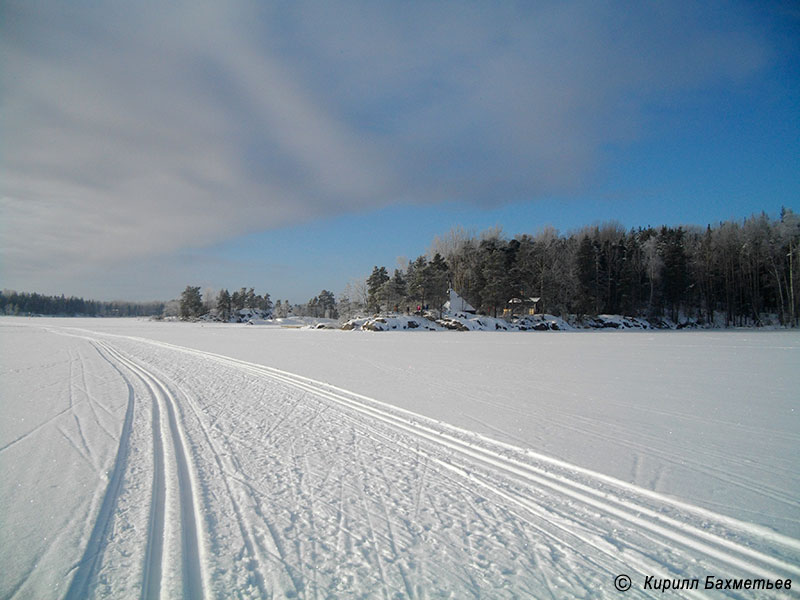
[{"left": 1, "top": 1, "right": 771, "bottom": 295}]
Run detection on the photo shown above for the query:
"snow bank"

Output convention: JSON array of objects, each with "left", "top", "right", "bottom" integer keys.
[{"left": 269, "top": 316, "right": 338, "bottom": 329}]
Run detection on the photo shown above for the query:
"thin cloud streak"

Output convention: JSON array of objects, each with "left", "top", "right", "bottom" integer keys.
[{"left": 1, "top": 1, "right": 772, "bottom": 297}]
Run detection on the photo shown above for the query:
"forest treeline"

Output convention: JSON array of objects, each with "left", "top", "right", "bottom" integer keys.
[
  {"left": 0, "top": 290, "right": 164, "bottom": 317},
  {"left": 8, "top": 210, "right": 797, "bottom": 327},
  {"left": 347, "top": 209, "right": 800, "bottom": 327},
  {"left": 176, "top": 286, "right": 338, "bottom": 321}
]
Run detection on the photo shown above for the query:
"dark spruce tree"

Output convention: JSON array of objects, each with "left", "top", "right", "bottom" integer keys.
[
  {"left": 179, "top": 286, "right": 203, "bottom": 320},
  {"left": 367, "top": 266, "right": 389, "bottom": 312},
  {"left": 216, "top": 289, "right": 232, "bottom": 321},
  {"left": 424, "top": 253, "right": 450, "bottom": 313},
  {"left": 406, "top": 256, "right": 428, "bottom": 308}
]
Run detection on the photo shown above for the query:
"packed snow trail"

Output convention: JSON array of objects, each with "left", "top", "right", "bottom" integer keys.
[
  {"left": 2, "top": 322, "right": 799, "bottom": 598},
  {"left": 94, "top": 341, "right": 206, "bottom": 600}
]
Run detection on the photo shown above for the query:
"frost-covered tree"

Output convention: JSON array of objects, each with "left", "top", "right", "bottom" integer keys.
[{"left": 342, "top": 279, "right": 368, "bottom": 316}]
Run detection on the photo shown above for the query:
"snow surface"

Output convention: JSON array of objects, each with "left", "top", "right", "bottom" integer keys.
[{"left": 2, "top": 317, "right": 798, "bottom": 598}]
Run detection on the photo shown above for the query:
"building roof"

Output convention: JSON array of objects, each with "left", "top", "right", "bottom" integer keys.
[{"left": 443, "top": 289, "right": 476, "bottom": 313}]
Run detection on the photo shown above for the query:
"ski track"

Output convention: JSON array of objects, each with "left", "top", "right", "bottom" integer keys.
[
  {"left": 122, "top": 335, "right": 800, "bottom": 584},
  {"left": 12, "top": 325, "right": 799, "bottom": 599},
  {"left": 457, "top": 386, "right": 800, "bottom": 510},
  {"left": 98, "top": 342, "right": 206, "bottom": 600}
]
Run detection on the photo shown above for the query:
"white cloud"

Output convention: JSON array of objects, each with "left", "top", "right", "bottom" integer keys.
[{"left": 0, "top": 1, "right": 771, "bottom": 295}]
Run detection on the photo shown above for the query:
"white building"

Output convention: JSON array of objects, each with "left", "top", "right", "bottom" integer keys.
[{"left": 443, "top": 289, "right": 476, "bottom": 315}]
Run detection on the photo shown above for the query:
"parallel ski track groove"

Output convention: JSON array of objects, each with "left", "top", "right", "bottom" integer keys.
[
  {"left": 98, "top": 342, "right": 205, "bottom": 600},
  {"left": 334, "top": 410, "right": 616, "bottom": 595},
  {"left": 99, "top": 343, "right": 166, "bottom": 600},
  {"left": 282, "top": 372, "right": 800, "bottom": 580}
]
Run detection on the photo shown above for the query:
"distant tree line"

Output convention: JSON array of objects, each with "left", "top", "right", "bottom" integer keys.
[
  {"left": 176, "top": 210, "right": 799, "bottom": 327},
  {"left": 178, "top": 285, "right": 341, "bottom": 321},
  {"left": 344, "top": 209, "right": 799, "bottom": 327},
  {"left": 292, "top": 290, "right": 337, "bottom": 318},
  {"left": 178, "top": 286, "right": 274, "bottom": 321},
  {"left": 1, "top": 289, "right": 164, "bottom": 317}
]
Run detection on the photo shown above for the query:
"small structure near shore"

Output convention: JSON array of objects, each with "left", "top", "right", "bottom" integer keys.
[
  {"left": 504, "top": 296, "right": 540, "bottom": 318},
  {"left": 443, "top": 289, "right": 476, "bottom": 316}
]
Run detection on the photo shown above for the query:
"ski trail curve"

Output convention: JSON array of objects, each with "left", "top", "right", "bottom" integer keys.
[
  {"left": 121, "top": 336, "right": 800, "bottom": 585},
  {"left": 261, "top": 366, "right": 800, "bottom": 580}
]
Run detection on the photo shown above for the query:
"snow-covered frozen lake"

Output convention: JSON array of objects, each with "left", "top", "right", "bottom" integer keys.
[{"left": 2, "top": 317, "right": 798, "bottom": 598}]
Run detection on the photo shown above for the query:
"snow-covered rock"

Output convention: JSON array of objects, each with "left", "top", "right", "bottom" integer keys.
[
  {"left": 342, "top": 312, "right": 715, "bottom": 332},
  {"left": 342, "top": 314, "right": 443, "bottom": 331},
  {"left": 437, "top": 314, "right": 512, "bottom": 331},
  {"left": 578, "top": 314, "right": 653, "bottom": 329},
  {"left": 513, "top": 314, "right": 574, "bottom": 331},
  {"left": 235, "top": 308, "right": 273, "bottom": 323}
]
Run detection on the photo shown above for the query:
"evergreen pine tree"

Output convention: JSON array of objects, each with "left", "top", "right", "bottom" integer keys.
[
  {"left": 180, "top": 286, "right": 203, "bottom": 320},
  {"left": 407, "top": 256, "right": 428, "bottom": 308},
  {"left": 216, "top": 289, "right": 232, "bottom": 321},
  {"left": 367, "top": 266, "right": 389, "bottom": 312},
  {"left": 424, "top": 253, "right": 450, "bottom": 313}
]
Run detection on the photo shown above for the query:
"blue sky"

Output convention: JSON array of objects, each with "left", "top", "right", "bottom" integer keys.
[{"left": 2, "top": 1, "right": 798, "bottom": 302}]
